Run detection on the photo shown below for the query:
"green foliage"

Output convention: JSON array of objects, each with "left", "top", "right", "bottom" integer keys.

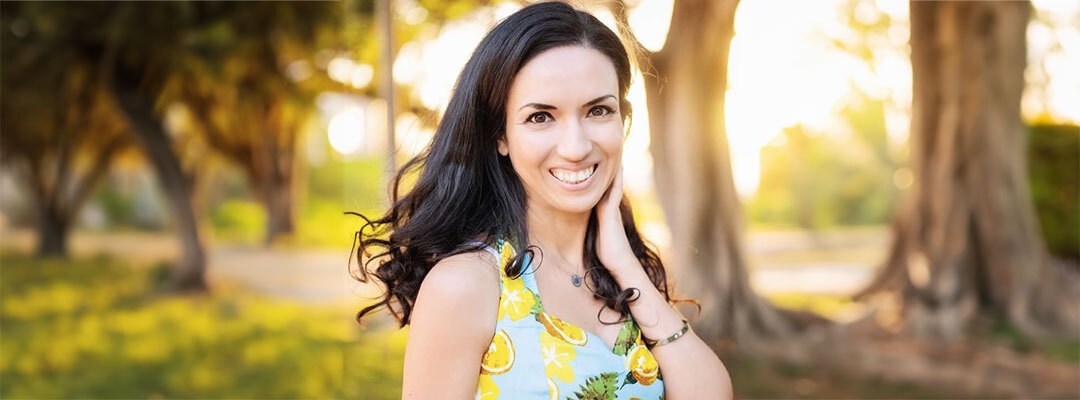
[
  {"left": 293, "top": 156, "right": 387, "bottom": 248},
  {"left": 749, "top": 120, "right": 899, "bottom": 230},
  {"left": 1028, "top": 124, "right": 1080, "bottom": 259},
  {"left": 0, "top": 252, "right": 386, "bottom": 398},
  {"left": 984, "top": 317, "right": 1079, "bottom": 364},
  {"left": 93, "top": 184, "right": 134, "bottom": 229},
  {"left": 209, "top": 199, "right": 267, "bottom": 244}
]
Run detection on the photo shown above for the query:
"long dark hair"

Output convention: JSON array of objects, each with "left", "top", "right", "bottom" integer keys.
[{"left": 352, "top": 1, "right": 671, "bottom": 327}]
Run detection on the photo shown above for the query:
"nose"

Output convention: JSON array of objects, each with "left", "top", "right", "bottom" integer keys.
[{"left": 556, "top": 118, "right": 592, "bottom": 161}]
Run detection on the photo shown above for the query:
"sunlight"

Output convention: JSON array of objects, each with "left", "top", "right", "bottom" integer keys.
[
  {"left": 327, "top": 107, "right": 366, "bottom": 156},
  {"left": 384, "top": 0, "right": 1074, "bottom": 198},
  {"left": 725, "top": 0, "right": 879, "bottom": 196}
]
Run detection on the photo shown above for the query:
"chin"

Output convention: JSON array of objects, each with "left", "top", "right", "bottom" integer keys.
[{"left": 552, "top": 195, "right": 603, "bottom": 215}]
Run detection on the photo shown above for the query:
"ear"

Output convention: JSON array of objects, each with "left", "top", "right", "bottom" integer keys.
[{"left": 497, "top": 134, "right": 509, "bottom": 156}]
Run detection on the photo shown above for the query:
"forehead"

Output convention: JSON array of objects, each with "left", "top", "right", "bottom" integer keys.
[{"left": 507, "top": 45, "right": 619, "bottom": 105}]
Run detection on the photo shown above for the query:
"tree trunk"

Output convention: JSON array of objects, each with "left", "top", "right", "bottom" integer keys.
[
  {"left": 107, "top": 69, "right": 207, "bottom": 292},
  {"left": 619, "top": 0, "right": 796, "bottom": 347},
  {"left": 35, "top": 205, "right": 68, "bottom": 257},
  {"left": 255, "top": 103, "right": 296, "bottom": 246},
  {"left": 857, "top": 0, "right": 1078, "bottom": 338},
  {"left": 263, "top": 170, "right": 295, "bottom": 245}
]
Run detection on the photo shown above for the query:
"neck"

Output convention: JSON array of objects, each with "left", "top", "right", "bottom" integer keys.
[{"left": 525, "top": 204, "right": 590, "bottom": 272}]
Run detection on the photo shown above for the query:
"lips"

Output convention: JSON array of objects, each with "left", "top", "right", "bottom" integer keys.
[{"left": 550, "top": 164, "right": 597, "bottom": 185}]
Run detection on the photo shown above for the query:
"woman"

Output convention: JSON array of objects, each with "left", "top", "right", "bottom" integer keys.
[{"left": 354, "top": 2, "right": 732, "bottom": 398}]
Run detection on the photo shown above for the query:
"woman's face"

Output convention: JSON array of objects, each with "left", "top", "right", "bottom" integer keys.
[{"left": 499, "top": 45, "right": 624, "bottom": 216}]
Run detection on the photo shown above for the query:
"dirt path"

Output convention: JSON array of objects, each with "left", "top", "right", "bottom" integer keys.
[{"left": 1, "top": 227, "right": 888, "bottom": 303}]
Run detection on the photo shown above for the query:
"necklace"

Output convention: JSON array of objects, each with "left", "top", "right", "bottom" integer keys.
[{"left": 536, "top": 241, "right": 585, "bottom": 288}]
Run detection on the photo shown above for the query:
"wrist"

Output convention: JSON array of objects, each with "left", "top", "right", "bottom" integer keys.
[{"left": 604, "top": 256, "right": 644, "bottom": 282}]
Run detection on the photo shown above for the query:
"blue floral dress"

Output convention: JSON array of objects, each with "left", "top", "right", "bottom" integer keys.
[{"left": 475, "top": 239, "right": 665, "bottom": 399}]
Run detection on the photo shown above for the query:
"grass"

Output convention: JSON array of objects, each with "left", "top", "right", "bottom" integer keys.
[
  {"left": 764, "top": 292, "right": 862, "bottom": 320},
  {"left": 0, "top": 252, "right": 402, "bottom": 399},
  {"left": 5, "top": 251, "right": 1072, "bottom": 399}
]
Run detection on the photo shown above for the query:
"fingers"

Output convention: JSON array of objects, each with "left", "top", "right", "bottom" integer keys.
[{"left": 603, "top": 166, "right": 625, "bottom": 214}]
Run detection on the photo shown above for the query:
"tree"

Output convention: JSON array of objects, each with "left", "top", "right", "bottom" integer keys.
[
  {"left": 0, "top": 26, "right": 129, "bottom": 256},
  {"left": 171, "top": 4, "right": 342, "bottom": 245},
  {"left": 856, "top": 1, "right": 1078, "bottom": 338},
  {"left": 611, "top": 0, "right": 801, "bottom": 347}
]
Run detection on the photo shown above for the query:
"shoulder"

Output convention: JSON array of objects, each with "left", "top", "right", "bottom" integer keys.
[
  {"left": 416, "top": 250, "right": 501, "bottom": 309},
  {"left": 409, "top": 249, "right": 502, "bottom": 336},
  {"left": 402, "top": 249, "right": 502, "bottom": 397}
]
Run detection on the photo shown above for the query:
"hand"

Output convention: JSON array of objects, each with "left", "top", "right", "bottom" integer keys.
[{"left": 595, "top": 166, "right": 640, "bottom": 277}]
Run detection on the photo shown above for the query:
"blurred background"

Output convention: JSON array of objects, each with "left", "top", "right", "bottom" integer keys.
[{"left": 0, "top": 0, "right": 1076, "bottom": 398}]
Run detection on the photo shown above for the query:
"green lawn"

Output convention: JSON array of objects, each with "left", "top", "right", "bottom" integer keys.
[
  {"left": 3, "top": 251, "right": 1071, "bottom": 399},
  {"left": 0, "top": 252, "right": 403, "bottom": 399}
]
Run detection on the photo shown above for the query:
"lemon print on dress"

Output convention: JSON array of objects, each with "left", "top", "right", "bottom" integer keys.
[
  {"left": 625, "top": 344, "right": 659, "bottom": 386},
  {"left": 539, "top": 330, "right": 577, "bottom": 383},
  {"left": 475, "top": 374, "right": 499, "bottom": 400},
  {"left": 538, "top": 313, "right": 588, "bottom": 346},
  {"left": 498, "top": 240, "right": 516, "bottom": 276},
  {"left": 481, "top": 329, "right": 515, "bottom": 375},
  {"left": 498, "top": 276, "right": 537, "bottom": 321},
  {"left": 547, "top": 377, "right": 559, "bottom": 400}
]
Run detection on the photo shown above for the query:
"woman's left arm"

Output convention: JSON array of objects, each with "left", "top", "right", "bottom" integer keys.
[
  {"left": 595, "top": 168, "right": 733, "bottom": 399},
  {"left": 610, "top": 262, "right": 733, "bottom": 399}
]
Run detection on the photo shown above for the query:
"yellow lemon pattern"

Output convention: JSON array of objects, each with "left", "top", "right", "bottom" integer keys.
[
  {"left": 539, "top": 330, "right": 577, "bottom": 383},
  {"left": 547, "top": 377, "right": 559, "bottom": 400},
  {"left": 626, "top": 344, "right": 660, "bottom": 386},
  {"left": 475, "top": 239, "right": 663, "bottom": 399},
  {"left": 480, "top": 330, "right": 515, "bottom": 375},
  {"left": 498, "top": 276, "right": 537, "bottom": 321},
  {"left": 538, "top": 313, "right": 588, "bottom": 346},
  {"left": 475, "top": 375, "right": 499, "bottom": 400}
]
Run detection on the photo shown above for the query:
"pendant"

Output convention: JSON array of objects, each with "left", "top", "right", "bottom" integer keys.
[{"left": 571, "top": 274, "right": 583, "bottom": 287}]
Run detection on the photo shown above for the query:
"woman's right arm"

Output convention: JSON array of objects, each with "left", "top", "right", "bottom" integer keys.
[{"left": 401, "top": 252, "right": 500, "bottom": 399}]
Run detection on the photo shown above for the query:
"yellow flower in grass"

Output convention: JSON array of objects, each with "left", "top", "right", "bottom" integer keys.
[
  {"left": 498, "top": 277, "right": 536, "bottom": 321},
  {"left": 475, "top": 374, "right": 499, "bottom": 400},
  {"left": 539, "top": 331, "right": 577, "bottom": 383}
]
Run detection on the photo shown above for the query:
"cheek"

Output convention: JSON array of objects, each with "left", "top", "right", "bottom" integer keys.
[
  {"left": 505, "top": 132, "right": 549, "bottom": 174},
  {"left": 596, "top": 126, "right": 625, "bottom": 160}
]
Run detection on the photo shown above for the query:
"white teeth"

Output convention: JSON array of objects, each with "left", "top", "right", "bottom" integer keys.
[{"left": 551, "top": 165, "right": 596, "bottom": 184}]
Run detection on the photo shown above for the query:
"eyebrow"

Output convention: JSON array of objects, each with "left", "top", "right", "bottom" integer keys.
[{"left": 517, "top": 94, "right": 617, "bottom": 112}]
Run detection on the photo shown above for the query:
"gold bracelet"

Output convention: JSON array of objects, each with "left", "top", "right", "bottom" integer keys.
[{"left": 643, "top": 319, "right": 689, "bottom": 348}]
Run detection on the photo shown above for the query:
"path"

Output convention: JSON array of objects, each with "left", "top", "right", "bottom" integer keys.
[{"left": 0, "top": 227, "right": 889, "bottom": 304}]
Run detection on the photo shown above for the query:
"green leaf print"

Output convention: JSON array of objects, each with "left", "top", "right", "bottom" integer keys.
[
  {"left": 570, "top": 372, "right": 619, "bottom": 400},
  {"left": 612, "top": 319, "right": 639, "bottom": 356},
  {"left": 529, "top": 289, "right": 545, "bottom": 315}
]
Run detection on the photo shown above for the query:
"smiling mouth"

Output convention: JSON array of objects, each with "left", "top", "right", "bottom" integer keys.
[{"left": 550, "top": 164, "right": 597, "bottom": 185}]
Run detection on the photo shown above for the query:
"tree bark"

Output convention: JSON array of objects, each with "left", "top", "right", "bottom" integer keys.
[
  {"left": 263, "top": 178, "right": 294, "bottom": 243},
  {"left": 107, "top": 68, "right": 207, "bottom": 292},
  {"left": 614, "top": 0, "right": 797, "bottom": 347},
  {"left": 35, "top": 203, "right": 69, "bottom": 257},
  {"left": 857, "top": 0, "right": 1077, "bottom": 338},
  {"left": 255, "top": 103, "right": 297, "bottom": 245}
]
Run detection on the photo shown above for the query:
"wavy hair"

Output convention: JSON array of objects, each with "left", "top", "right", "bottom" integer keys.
[{"left": 352, "top": 1, "right": 671, "bottom": 327}]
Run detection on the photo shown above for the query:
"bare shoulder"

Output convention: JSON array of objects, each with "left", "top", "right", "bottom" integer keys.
[
  {"left": 402, "top": 248, "right": 502, "bottom": 397},
  {"left": 417, "top": 250, "right": 501, "bottom": 307}
]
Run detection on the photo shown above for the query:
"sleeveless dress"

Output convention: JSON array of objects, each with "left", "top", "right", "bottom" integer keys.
[{"left": 474, "top": 239, "right": 665, "bottom": 400}]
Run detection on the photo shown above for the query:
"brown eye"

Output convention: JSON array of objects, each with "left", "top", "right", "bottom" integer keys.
[
  {"left": 588, "top": 106, "right": 613, "bottom": 117},
  {"left": 526, "top": 112, "right": 552, "bottom": 124}
]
